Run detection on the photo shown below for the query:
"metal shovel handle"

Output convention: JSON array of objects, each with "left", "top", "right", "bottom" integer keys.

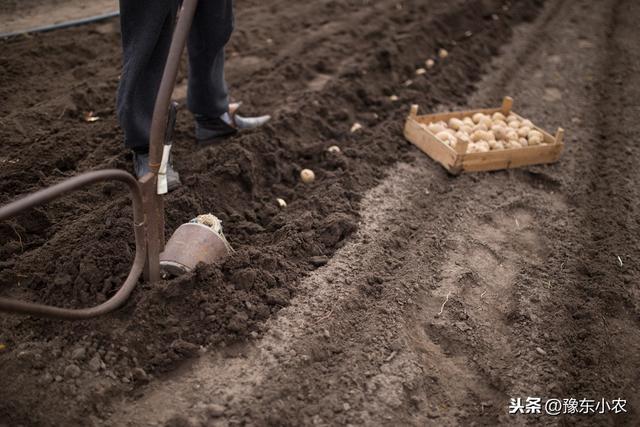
[{"left": 0, "top": 170, "right": 146, "bottom": 320}]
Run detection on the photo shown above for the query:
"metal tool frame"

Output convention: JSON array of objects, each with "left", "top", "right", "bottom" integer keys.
[{"left": 0, "top": 0, "right": 199, "bottom": 320}]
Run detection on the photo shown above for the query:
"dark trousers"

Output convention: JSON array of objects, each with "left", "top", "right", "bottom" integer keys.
[{"left": 117, "top": 0, "right": 234, "bottom": 152}]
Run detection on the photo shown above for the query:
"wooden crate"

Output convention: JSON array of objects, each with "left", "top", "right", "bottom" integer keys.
[{"left": 403, "top": 96, "right": 564, "bottom": 175}]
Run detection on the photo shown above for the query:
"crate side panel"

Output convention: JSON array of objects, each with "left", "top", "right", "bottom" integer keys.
[
  {"left": 404, "top": 118, "right": 458, "bottom": 170},
  {"left": 462, "top": 144, "right": 563, "bottom": 172}
]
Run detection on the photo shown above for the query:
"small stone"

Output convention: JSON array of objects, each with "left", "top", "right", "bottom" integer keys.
[
  {"left": 132, "top": 367, "right": 148, "bottom": 382},
  {"left": 343, "top": 403, "right": 351, "bottom": 411},
  {"left": 71, "top": 347, "right": 86, "bottom": 360},
  {"left": 425, "top": 59, "right": 435, "bottom": 69},
  {"left": 54, "top": 375, "right": 63, "bottom": 382},
  {"left": 536, "top": 347, "right": 547, "bottom": 356},
  {"left": 350, "top": 122, "right": 363, "bottom": 133},
  {"left": 415, "top": 68, "right": 426, "bottom": 75},
  {"left": 276, "top": 198, "right": 287, "bottom": 208},
  {"left": 438, "top": 48, "right": 448, "bottom": 59},
  {"left": 206, "top": 404, "right": 226, "bottom": 418},
  {"left": 322, "top": 329, "right": 331, "bottom": 339},
  {"left": 88, "top": 354, "right": 103, "bottom": 372},
  {"left": 327, "top": 145, "right": 341, "bottom": 153},
  {"left": 309, "top": 256, "right": 329, "bottom": 267},
  {"left": 64, "top": 364, "right": 81, "bottom": 379},
  {"left": 40, "top": 373, "right": 54, "bottom": 384},
  {"left": 454, "top": 321, "right": 471, "bottom": 332},
  {"left": 389, "top": 95, "right": 399, "bottom": 102}
]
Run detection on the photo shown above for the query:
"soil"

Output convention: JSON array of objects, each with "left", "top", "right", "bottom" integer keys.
[
  {"left": 0, "top": 0, "right": 117, "bottom": 36},
  {"left": 1, "top": 0, "right": 639, "bottom": 426}
]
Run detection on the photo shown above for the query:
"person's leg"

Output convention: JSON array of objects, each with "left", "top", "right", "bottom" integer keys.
[
  {"left": 117, "top": 0, "right": 179, "bottom": 153},
  {"left": 186, "top": 0, "right": 234, "bottom": 118},
  {"left": 186, "top": 0, "right": 270, "bottom": 146}
]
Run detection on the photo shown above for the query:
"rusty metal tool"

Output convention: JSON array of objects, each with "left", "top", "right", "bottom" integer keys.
[{"left": 0, "top": 0, "right": 219, "bottom": 320}]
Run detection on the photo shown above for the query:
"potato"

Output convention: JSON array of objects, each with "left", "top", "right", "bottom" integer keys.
[
  {"left": 473, "top": 123, "right": 489, "bottom": 132},
  {"left": 505, "top": 140, "right": 523, "bottom": 149},
  {"left": 460, "top": 124, "right": 473, "bottom": 134},
  {"left": 521, "top": 119, "right": 534, "bottom": 128},
  {"left": 479, "top": 117, "right": 493, "bottom": 129},
  {"left": 528, "top": 130, "right": 544, "bottom": 145},
  {"left": 472, "top": 112, "right": 488, "bottom": 124},
  {"left": 506, "top": 130, "right": 519, "bottom": 140},
  {"left": 455, "top": 131, "right": 471, "bottom": 142},
  {"left": 488, "top": 140, "right": 505, "bottom": 150},
  {"left": 463, "top": 117, "right": 475, "bottom": 126},
  {"left": 492, "top": 112, "right": 506, "bottom": 121},
  {"left": 436, "top": 131, "right": 456, "bottom": 146},
  {"left": 476, "top": 140, "right": 490, "bottom": 152},
  {"left": 507, "top": 114, "right": 519, "bottom": 122},
  {"left": 493, "top": 119, "right": 507, "bottom": 128},
  {"left": 491, "top": 125, "right": 508, "bottom": 140},
  {"left": 508, "top": 120, "right": 521, "bottom": 129},
  {"left": 428, "top": 123, "right": 447, "bottom": 134},
  {"left": 519, "top": 137, "right": 529, "bottom": 147},
  {"left": 470, "top": 130, "right": 492, "bottom": 142},
  {"left": 517, "top": 126, "right": 531, "bottom": 137},
  {"left": 529, "top": 130, "right": 543, "bottom": 139},
  {"left": 448, "top": 117, "right": 465, "bottom": 130}
]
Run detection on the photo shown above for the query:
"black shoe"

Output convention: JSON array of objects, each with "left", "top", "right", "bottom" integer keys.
[
  {"left": 194, "top": 114, "right": 238, "bottom": 145},
  {"left": 133, "top": 152, "right": 181, "bottom": 191},
  {"left": 195, "top": 102, "right": 271, "bottom": 146}
]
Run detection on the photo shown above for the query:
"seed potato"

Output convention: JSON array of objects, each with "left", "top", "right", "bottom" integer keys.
[
  {"left": 430, "top": 113, "right": 548, "bottom": 152},
  {"left": 517, "top": 126, "right": 531, "bottom": 137},
  {"left": 473, "top": 123, "right": 489, "bottom": 132},
  {"left": 428, "top": 122, "right": 447, "bottom": 134},
  {"left": 448, "top": 118, "right": 464, "bottom": 130}
]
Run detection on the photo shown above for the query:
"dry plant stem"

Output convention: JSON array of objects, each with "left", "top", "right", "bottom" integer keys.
[{"left": 438, "top": 291, "right": 452, "bottom": 316}]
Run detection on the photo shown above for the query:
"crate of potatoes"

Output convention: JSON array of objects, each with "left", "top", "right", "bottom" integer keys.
[{"left": 403, "top": 96, "right": 564, "bottom": 175}]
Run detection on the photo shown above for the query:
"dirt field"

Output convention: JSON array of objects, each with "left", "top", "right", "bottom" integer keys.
[{"left": 1, "top": 0, "right": 640, "bottom": 425}]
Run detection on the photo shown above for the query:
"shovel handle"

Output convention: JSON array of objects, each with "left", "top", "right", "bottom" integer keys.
[{"left": 148, "top": 0, "right": 199, "bottom": 172}]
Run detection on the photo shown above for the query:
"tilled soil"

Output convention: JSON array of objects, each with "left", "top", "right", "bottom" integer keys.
[
  {"left": 0, "top": 0, "right": 117, "bottom": 36},
  {"left": 1, "top": 0, "right": 639, "bottom": 425}
]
